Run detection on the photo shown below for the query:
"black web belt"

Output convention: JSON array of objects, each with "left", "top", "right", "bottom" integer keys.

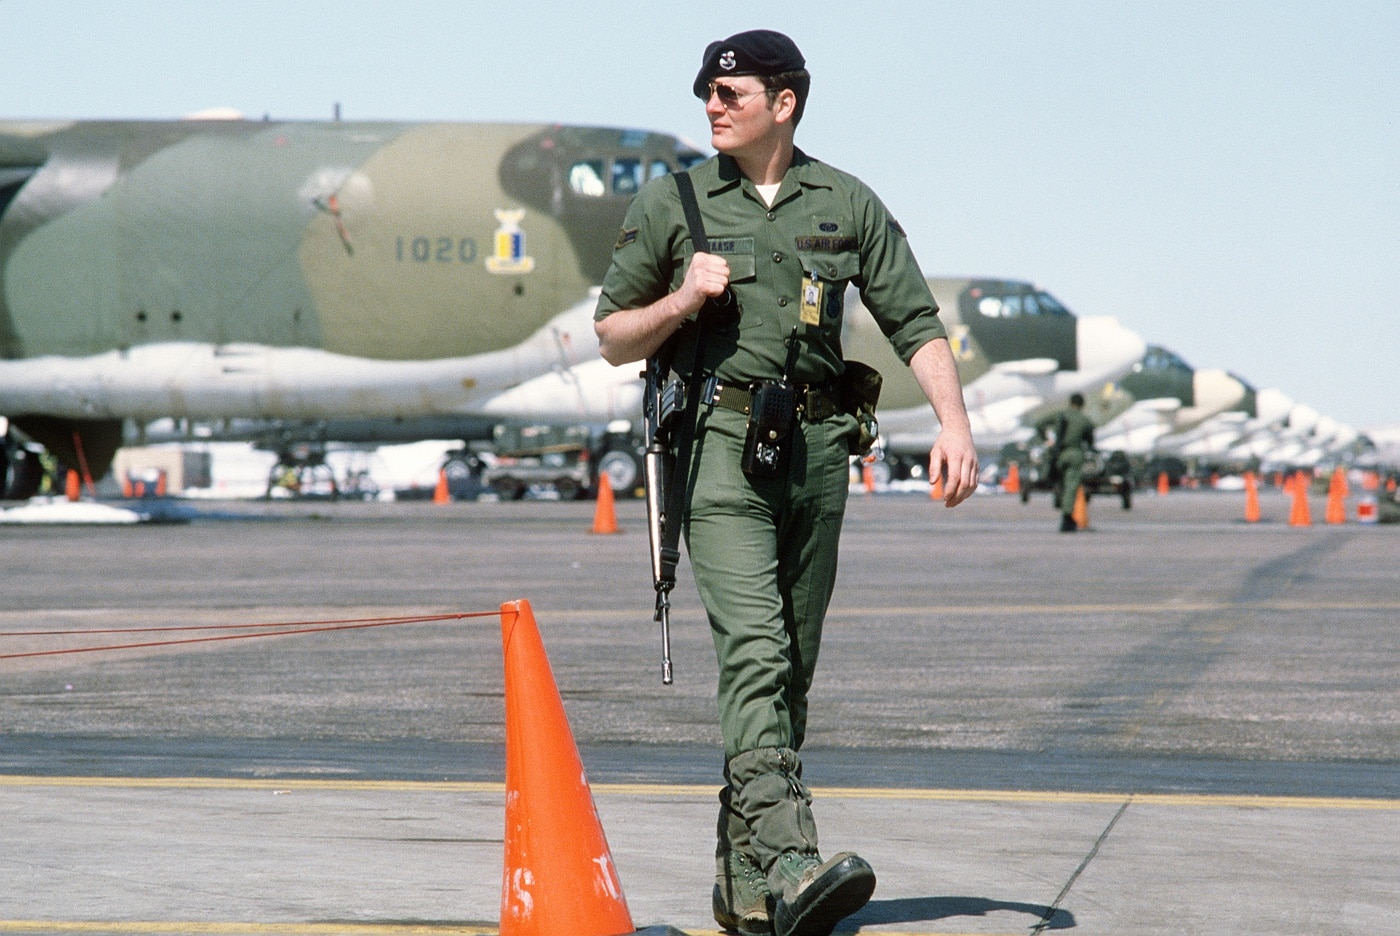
[{"left": 701, "top": 376, "right": 841, "bottom": 422}]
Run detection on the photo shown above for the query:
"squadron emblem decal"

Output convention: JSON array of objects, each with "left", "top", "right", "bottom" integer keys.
[
  {"left": 951, "top": 324, "right": 975, "bottom": 362},
  {"left": 486, "top": 208, "right": 536, "bottom": 274},
  {"left": 719, "top": 50, "right": 736, "bottom": 71}
]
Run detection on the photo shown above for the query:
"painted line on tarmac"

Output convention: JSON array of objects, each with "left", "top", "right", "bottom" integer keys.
[
  {"left": 2, "top": 775, "right": 1395, "bottom": 810},
  {"left": 0, "top": 925, "right": 495, "bottom": 935},
  {"left": 823, "top": 599, "right": 1400, "bottom": 618},
  {"left": 0, "top": 927, "right": 1011, "bottom": 936}
]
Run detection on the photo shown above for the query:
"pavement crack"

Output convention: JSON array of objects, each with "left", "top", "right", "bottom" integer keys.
[{"left": 1032, "top": 796, "right": 1132, "bottom": 933}]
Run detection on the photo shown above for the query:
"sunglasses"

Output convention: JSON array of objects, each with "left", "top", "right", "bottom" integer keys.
[{"left": 706, "top": 81, "right": 766, "bottom": 110}]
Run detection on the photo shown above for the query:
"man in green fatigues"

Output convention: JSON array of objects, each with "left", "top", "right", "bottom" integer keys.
[
  {"left": 1038, "top": 393, "right": 1096, "bottom": 532},
  {"left": 595, "top": 30, "right": 978, "bottom": 936}
]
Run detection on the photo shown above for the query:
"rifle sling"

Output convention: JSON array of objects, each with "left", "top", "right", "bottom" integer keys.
[{"left": 649, "top": 170, "right": 713, "bottom": 590}]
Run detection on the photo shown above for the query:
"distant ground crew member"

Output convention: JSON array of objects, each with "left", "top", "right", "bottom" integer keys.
[
  {"left": 594, "top": 29, "right": 978, "bottom": 936},
  {"left": 1039, "top": 393, "right": 1095, "bottom": 532}
]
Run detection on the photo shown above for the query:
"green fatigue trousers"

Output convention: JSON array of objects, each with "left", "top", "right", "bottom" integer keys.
[
  {"left": 682, "top": 402, "right": 858, "bottom": 870},
  {"left": 1056, "top": 447, "right": 1085, "bottom": 518}
]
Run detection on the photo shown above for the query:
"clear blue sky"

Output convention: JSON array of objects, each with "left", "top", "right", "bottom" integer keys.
[{"left": 3, "top": 1, "right": 1396, "bottom": 429}]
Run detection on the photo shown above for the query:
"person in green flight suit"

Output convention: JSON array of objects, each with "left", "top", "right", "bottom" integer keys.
[
  {"left": 1038, "top": 392, "right": 1096, "bottom": 532},
  {"left": 594, "top": 30, "right": 979, "bottom": 936}
]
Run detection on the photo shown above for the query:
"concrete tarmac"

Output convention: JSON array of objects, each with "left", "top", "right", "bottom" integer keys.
[{"left": 1, "top": 488, "right": 1397, "bottom": 934}]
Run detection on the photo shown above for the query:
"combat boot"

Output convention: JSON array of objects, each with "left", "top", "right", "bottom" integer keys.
[
  {"left": 713, "top": 850, "right": 774, "bottom": 935},
  {"left": 769, "top": 850, "right": 876, "bottom": 936}
]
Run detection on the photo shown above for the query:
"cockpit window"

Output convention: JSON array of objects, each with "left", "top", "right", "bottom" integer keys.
[
  {"left": 569, "top": 150, "right": 707, "bottom": 197},
  {"left": 569, "top": 160, "right": 606, "bottom": 197},
  {"left": 968, "top": 283, "right": 1073, "bottom": 319},
  {"left": 1141, "top": 346, "right": 1191, "bottom": 373},
  {"left": 612, "top": 158, "right": 645, "bottom": 195},
  {"left": 1033, "top": 291, "right": 1069, "bottom": 316}
]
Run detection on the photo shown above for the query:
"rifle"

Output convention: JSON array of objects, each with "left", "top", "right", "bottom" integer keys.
[
  {"left": 642, "top": 348, "right": 684, "bottom": 685},
  {"left": 641, "top": 169, "right": 732, "bottom": 685}
]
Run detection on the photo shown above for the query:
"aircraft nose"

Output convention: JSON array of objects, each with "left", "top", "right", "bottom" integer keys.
[
  {"left": 1255, "top": 388, "right": 1295, "bottom": 426},
  {"left": 1193, "top": 369, "right": 1247, "bottom": 413},
  {"left": 1075, "top": 316, "right": 1146, "bottom": 377}
]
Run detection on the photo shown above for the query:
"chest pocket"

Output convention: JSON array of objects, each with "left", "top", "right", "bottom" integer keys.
[
  {"left": 798, "top": 250, "right": 861, "bottom": 324},
  {"left": 699, "top": 235, "right": 757, "bottom": 283}
]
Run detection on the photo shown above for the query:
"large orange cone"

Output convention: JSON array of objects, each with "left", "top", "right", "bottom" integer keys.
[
  {"left": 1003, "top": 461, "right": 1021, "bottom": 494},
  {"left": 1157, "top": 472, "right": 1169, "bottom": 496},
  {"left": 1288, "top": 471, "right": 1312, "bottom": 527},
  {"left": 1071, "top": 485, "right": 1088, "bottom": 530},
  {"left": 1243, "top": 471, "right": 1261, "bottom": 523},
  {"left": 861, "top": 462, "right": 875, "bottom": 494},
  {"left": 590, "top": 472, "right": 619, "bottom": 534},
  {"left": 432, "top": 467, "right": 451, "bottom": 504},
  {"left": 499, "top": 600, "right": 633, "bottom": 936},
  {"left": 1325, "top": 467, "right": 1346, "bottom": 525},
  {"left": 65, "top": 469, "right": 80, "bottom": 502}
]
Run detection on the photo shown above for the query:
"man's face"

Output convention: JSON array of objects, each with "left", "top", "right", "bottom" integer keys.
[{"left": 704, "top": 76, "right": 778, "bottom": 156}]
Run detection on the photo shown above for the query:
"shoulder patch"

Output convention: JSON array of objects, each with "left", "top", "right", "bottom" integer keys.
[
  {"left": 614, "top": 227, "right": 639, "bottom": 250},
  {"left": 887, "top": 217, "right": 907, "bottom": 237}
]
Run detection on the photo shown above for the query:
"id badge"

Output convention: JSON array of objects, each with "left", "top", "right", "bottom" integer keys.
[{"left": 800, "top": 273, "right": 824, "bottom": 326}]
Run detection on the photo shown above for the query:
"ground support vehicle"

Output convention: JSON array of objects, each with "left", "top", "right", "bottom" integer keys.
[{"left": 1008, "top": 442, "right": 1134, "bottom": 510}]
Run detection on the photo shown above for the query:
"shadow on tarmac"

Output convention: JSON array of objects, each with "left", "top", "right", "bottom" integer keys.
[{"left": 848, "top": 894, "right": 1075, "bottom": 930}]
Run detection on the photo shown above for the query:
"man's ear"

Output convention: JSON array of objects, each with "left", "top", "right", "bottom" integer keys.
[{"left": 773, "top": 88, "right": 798, "bottom": 125}]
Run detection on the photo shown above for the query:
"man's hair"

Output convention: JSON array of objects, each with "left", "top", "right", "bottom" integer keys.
[
  {"left": 1070, "top": 393, "right": 1085, "bottom": 407},
  {"left": 760, "top": 69, "right": 810, "bottom": 126}
]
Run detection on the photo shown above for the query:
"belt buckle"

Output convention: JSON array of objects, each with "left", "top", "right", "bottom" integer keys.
[{"left": 701, "top": 374, "right": 720, "bottom": 406}]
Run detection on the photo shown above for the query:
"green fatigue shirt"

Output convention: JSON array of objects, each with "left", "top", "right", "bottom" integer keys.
[
  {"left": 594, "top": 149, "right": 946, "bottom": 383},
  {"left": 1044, "top": 408, "right": 1095, "bottom": 453}
]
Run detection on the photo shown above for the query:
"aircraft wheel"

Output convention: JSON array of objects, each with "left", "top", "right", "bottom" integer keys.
[
  {"left": 554, "top": 477, "right": 582, "bottom": 501},
  {"left": 492, "top": 478, "right": 527, "bottom": 501},
  {"left": 1020, "top": 486, "right": 1030, "bottom": 504},
  {"left": 596, "top": 447, "right": 641, "bottom": 497},
  {"left": 1120, "top": 483, "right": 1133, "bottom": 511},
  {"left": 2, "top": 441, "right": 44, "bottom": 501},
  {"left": 442, "top": 455, "right": 483, "bottom": 499}
]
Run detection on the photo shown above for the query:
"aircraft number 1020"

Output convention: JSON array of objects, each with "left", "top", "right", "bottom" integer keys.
[{"left": 397, "top": 236, "right": 478, "bottom": 265}]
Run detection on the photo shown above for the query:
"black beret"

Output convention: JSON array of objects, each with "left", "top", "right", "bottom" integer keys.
[{"left": 692, "top": 30, "right": 806, "bottom": 100}]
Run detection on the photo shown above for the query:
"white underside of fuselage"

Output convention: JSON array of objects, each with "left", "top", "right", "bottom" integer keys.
[{"left": 0, "top": 289, "right": 605, "bottom": 423}]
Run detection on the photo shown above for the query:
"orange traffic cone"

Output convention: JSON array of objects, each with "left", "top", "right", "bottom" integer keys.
[
  {"left": 121, "top": 474, "right": 134, "bottom": 498},
  {"left": 1157, "top": 472, "right": 1169, "bottom": 496},
  {"left": 499, "top": 600, "right": 634, "bottom": 936},
  {"left": 1288, "top": 471, "right": 1312, "bottom": 527},
  {"left": 1071, "top": 485, "right": 1088, "bottom": 530},
  {"left": 591, "top": 472, "right": 619, "bottom": 534},
  {"left": 65, "top": 469, "right": 80, "bottom": 502},
  {"left": 1243, "top": 471, "right": 1261, "bottom": 523},
  {"left": 861, "top": 462, "right": 875, "bottom": 494},
  {"left": 1003, "top": 461, "right": 1021, "bottom": 494},
  {"left": 1325, "top": 467, "right": 1346, "bottom": 525},
  {"left": 432, "top": 467, "right": 451, "bottom": 504}
]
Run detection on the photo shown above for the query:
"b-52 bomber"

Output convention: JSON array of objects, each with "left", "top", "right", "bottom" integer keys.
[{"left": 0, "top": 116, "right": 703, "bottom": 497}]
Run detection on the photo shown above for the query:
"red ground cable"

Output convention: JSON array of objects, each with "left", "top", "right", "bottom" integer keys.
[
  {"left": 0, "top": 610, "right": 498, "bottom": 661},
  {"left": 0, "top": 611, "right": 493, "bottom": 637}
]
